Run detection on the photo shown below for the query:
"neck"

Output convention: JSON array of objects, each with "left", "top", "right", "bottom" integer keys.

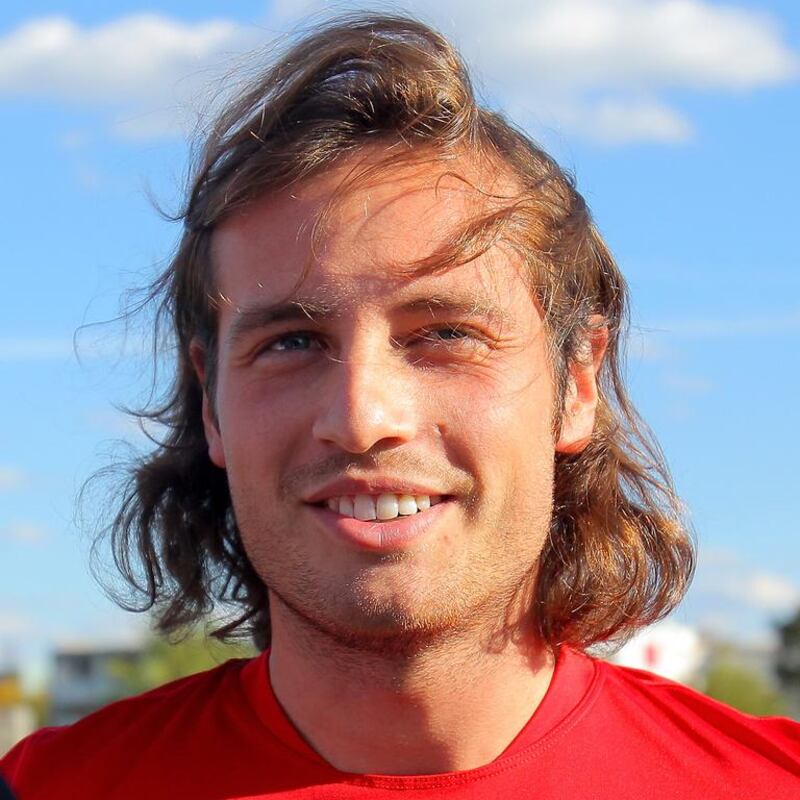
[{"left": 267, "top": 596, "right": 555, "bottom": 775}]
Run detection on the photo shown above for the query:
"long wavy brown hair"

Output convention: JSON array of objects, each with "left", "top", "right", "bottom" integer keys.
[{"left": 94, "top": 12, "right": 694, "bottom": 653}]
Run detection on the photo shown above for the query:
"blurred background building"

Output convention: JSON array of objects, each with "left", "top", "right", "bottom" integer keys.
[
  {"left": 3, "top": 613, "right": 799, "bottom": 756},
  {"left": 48, "top": 644, "right": 143, "bottom": 726},
  {"left": 0, "top": 668, "right": 35, "bottom": 756}
]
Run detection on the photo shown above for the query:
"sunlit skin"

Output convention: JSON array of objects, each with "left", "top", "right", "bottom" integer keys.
[{"left": 192, "top": 152, "right": 605, "bottom": 774}]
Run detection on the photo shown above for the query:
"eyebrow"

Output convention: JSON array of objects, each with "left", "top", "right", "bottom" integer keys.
[
  {"left": 396, "top": 294, "right": 514, "bottom": 328},
  {"left": 227, "top": 298, "right": 339, "bottom": 346},
  {"left": 226, "top": 291, "right": 514, "bottom": 346}
]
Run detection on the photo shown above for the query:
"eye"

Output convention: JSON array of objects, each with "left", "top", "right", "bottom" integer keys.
[
  {"left": 425, "top": 327, "right": 466, "bottom": 341},
  {"left": 417, "top": 325, "right": 482, "bottom": 346},
  {"left": 264, "top": 331, "right": 322, "bottom": 352}
]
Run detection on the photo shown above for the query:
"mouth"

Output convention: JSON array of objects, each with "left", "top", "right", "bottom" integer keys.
[
  {"left": 306, "top": 494, "right": 455, "bottom": 552},
  {"left": 311, "top": 492, "right": 447, "bottom": 522}
]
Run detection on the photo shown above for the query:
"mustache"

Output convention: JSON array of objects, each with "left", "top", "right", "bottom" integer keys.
[{"left": 278, "top": 451, "right": 474, "bottom": 499}]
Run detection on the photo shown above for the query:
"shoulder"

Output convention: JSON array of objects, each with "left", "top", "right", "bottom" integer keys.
[
  {"left": 592, "top": 656, "right": 800, "bottom": 765},
  {"left": 0, "top": 656, "right": 253, "bottom": 789}
]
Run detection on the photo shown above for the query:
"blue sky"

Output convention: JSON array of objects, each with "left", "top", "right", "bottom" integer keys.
[{"left": 1, "top": 0, "right": 799, "bottom": 680}]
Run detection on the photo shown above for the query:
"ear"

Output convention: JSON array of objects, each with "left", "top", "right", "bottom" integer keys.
[
  {"left": 189, "top": 339, "right": 226, "bottom": 469},
  {"left": 555, "top": 320, "right": 608, "bottom": 455}
]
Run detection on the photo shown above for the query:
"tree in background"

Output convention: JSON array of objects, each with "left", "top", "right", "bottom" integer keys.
[
  {"left": 775, "top": 606, "right": 800, "bottom": 714},
  {"left": 776, "top": 607, "right": 800, "bottom": 691},
  {"left": 110, "top": 630, "right": 256, "bottom": 696},
  {"left": 703, "top": 658, "right": 785, "bottom": 717}
]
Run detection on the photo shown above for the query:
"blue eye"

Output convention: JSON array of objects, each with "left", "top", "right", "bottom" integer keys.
[{"left": 270, "top": 332, "right": 318, "bottom": 351}]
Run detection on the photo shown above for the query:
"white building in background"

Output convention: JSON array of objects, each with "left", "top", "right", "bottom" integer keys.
[
  {"left": 611, "top": 621, "right": 707, "bottom": 684},
  {"left": 0, "top": 669, "right": 36, "bottom": 756},
  {"left": 48, "top": 645, "right": 143, "bottom": 726}
]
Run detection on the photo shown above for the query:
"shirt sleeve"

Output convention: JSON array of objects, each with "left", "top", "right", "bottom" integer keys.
[{"left": 1, "top": 728, "right": 59, "bottom": 792}]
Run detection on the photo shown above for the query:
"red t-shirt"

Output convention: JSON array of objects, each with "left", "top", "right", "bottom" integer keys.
[{"left": 2, "top": 646, "right": 798, "bottom": 798}]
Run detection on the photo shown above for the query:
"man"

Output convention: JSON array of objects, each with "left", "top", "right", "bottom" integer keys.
[{"left": 2, "top": 12, "right": 798, "bottom": 798}]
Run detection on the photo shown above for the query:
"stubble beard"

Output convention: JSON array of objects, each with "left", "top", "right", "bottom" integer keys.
[
  {"left": 239, "top": 488, "right": 552, "bottom": 663},
  {"left": 256, "top": 540, "right": 501, "bottom": 661}
]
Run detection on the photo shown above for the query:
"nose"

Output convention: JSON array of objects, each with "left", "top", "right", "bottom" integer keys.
[{"left": 312, "top": 346, "right": 419, "bottom": 454}]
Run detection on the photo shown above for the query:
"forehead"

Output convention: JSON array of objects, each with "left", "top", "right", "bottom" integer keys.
[{"left": 209, "top": 151, "right": 533, "bottom": 317}]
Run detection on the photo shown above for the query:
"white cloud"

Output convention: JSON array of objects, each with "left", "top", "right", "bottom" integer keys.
[
  {"left": 0, "top": 467, "right": 26, "bottom": 491},
  {"left": 0, "top": 610, "right": 34, "bottom": 637},
  {"left": 693, "top": 611, "right": 780, "bottom": 649},
  {"left": 661, "top": 371, "right": 713, "bottom": 395},
  {"left": 0, "top": 337, "right": 75, "bottom": 360},
  {"left": 111, "top": 108, "right": 197, "bottom": 142},
  {"left": 0, "top": 14, "right": 246, "bottom": 104},
  {"left": 655, "top": 308, "right": 800, "bottom": 338},
  {"left": 0, "top": 330, "right": 159, "bottom": 361},
  {"left": 1, "top": 521, "right": 49, "bottom": 545},
  {"left": 292, "top": 0, "right": 799, "bottom": 143},
  {"left": 0, "top": 13, "right": 255, "bottom": 140},
  {"left": 474, "top": 0, "right": 798, "bottom": 91},
  {"left": 553, "top": 98, "right": 693, "bottom": 145},
  {"left": 701, "top": 546, "right": 742, "bottom": 568},
  {"left": 747, "top": 573, "right": 800, "bottom": 613},
  {"left": 695, "top": 548, "right": 800, "bottom": 614},
  {"left": 0, "top": 2, "right": 796, "bottom": 144}
]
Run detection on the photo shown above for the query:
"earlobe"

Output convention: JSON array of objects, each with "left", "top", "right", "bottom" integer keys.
[
  {"left": 203, "top": 397, "right": 227, "bottom": 470},
  {"left": 555, "top": 323, "right": 608, "bottom": 455},
  {"left": 189, "top": 340, "right": 226, "bottom": 470}
]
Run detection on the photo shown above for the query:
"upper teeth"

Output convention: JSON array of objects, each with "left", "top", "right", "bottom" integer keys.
[{"left": 325, "top": 493, "right": 441, "bottom": 521}]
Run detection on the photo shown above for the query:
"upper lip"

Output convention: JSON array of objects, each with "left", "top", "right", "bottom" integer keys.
[{"left": 304, "top": 477, "right": 449, "bottom": 504}]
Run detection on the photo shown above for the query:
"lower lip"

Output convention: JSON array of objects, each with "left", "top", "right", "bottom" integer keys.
[{"left": 306, "top": 501, "right": 453, "bottom": 552}]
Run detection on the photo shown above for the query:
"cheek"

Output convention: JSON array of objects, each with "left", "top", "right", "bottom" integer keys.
[
  {"left": 216, "top": 376, "right": 299, "bottom": 467},
  {"left": 435, "top": 368, "right": 555, "bottom": 495},
  {"left": 452, "top": 361, "right": 555, "bottom": 446}
]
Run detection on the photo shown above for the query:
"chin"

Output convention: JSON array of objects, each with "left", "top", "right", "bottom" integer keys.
[{"left": 276, "top": 584, "right": 467, "bottom": 658}]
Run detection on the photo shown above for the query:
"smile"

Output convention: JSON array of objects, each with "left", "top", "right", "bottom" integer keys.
[
  {"left": 320, "top": 493, "right": 443, "bottom": 522},
  {"left": 308, "top": 496, "right": 453, "bottom": 552}
]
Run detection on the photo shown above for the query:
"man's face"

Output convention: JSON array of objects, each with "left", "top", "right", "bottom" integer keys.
[{"left": 197, "top": 153, "right": 595, "bottom": 652}]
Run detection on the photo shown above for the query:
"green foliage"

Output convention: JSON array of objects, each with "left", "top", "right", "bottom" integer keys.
[
  {"left": 775, "top": 607, "right": 800, "bottom": 693},
  {"left": 703, "top": 660, "right": 785, "bottom": 717},
  {"left": 109, "top": 630, "right": 257, "bottom": 696}
]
